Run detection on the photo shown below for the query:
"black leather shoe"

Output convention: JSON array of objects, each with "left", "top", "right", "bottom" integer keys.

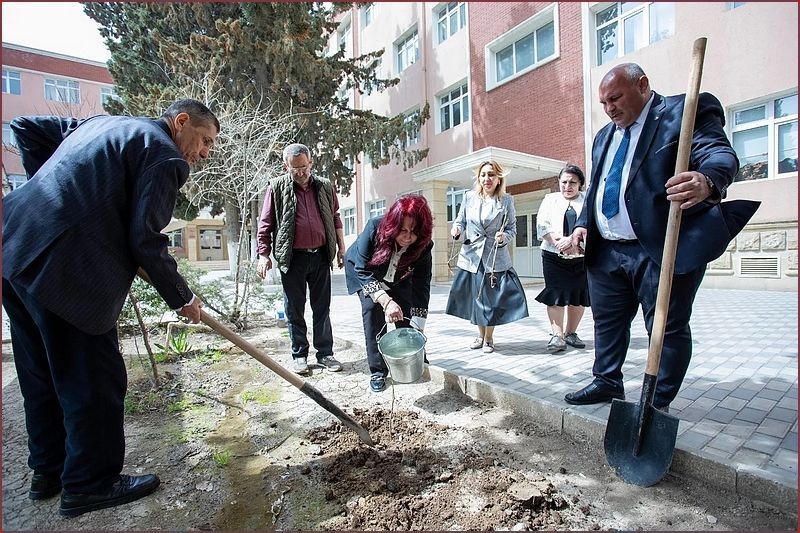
[
  {"left": 59, "top": 474, "right": 160, "bottom": 517},
  {"left": 564, "top": 382, "right": 624, "bottom": 405},
  {"left": 29, "top": 472, "right": 62, "bottom": 500}
]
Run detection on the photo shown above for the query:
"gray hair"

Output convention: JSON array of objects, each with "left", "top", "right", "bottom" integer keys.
[
  {"left": 608, "top": 63, "right": 647, "bottom": 84},
  {"left": 283, "top": 143, "right": 310, "bottom": 162}
]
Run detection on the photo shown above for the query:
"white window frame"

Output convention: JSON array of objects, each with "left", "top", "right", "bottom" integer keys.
[
  {"left": 44, "top": 77, "right": 80, "bottom": 104},
  {"left": 167, "top": 230, "right": 184, "bottom": 248},
  {"left": 446, "top": 186, "right": 468, "bottom": 223},
  {"left": 337, "top": 19, "right": 352, "bottom": 53},
  {"left": 593, "top": 2, "right": 675, "bottom": 66},
  {"left": 2, "top": 122, "right": 16, "bottom": 148},
  {"left": 437, "top": 81, "right": 470, "bottom": 133},
  {"left": 101, "top": 86, "right": 119, "bottom": 105},
  {"left": 368, "top": 199, "right": 386, "bottom": 219},
  {"left": 343, "top": 207, "right": 357, "bottom": 236},
  {"left": 435, "top": 2, "right": 467, "bottom": 44},
  {"left": 729, "top": 92, "right": 798, "bottom": 182},
  {"left": 395, "top": 27, "right": 419, "bottom": 73},
  {"left": 199, "top": 229, "right": 222, "bottom": 250},
  {"left": 361, "top": 4, "right": 374, "bottom": 28},
  {"left": 2, "top": 69, "right": 21, "bottom": 95},
  {"left": 403, "top": 108, "right": 421, "bottom": 147},
  {"left": 5, "top": 173, "right": 27, "bottom": 191},
  {"left": 485, "top": 4, "right": 559, "bottom": 91}
]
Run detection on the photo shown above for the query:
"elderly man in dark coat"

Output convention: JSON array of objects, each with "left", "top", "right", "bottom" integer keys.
[{"left": 2, "top": 99, "right": 218, "bottom": 517}]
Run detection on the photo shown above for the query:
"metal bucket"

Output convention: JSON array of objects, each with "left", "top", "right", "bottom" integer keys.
[{"left": 376, "top": 323, "right": 426, "bottom": 384}]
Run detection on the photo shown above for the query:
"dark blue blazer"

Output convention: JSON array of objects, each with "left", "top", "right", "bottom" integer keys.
[
  {"left": 344, "top": 216, "right": 433, "bottom": 310},
  {"left": 577, "top": 92, "right": 760, "bottom": 274},
  {"left": 3, "top": 115, "right": 194, "bottom": 334}
]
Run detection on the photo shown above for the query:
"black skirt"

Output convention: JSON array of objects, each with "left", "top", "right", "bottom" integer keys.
[
  {"left": 535, "top": 250, "right": 590, "bottom": 307},
  {"left": 446, "top": 264, "right": 529, "bottom": 326}
]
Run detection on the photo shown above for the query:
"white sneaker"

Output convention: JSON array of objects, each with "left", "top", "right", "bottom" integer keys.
[{"left": 547, "top": 335, "right": 566, "bottom": 352}]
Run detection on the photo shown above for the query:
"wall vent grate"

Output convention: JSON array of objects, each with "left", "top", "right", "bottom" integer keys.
[{"left": 739, "top": 257, "right": 780, "bottom": 278}]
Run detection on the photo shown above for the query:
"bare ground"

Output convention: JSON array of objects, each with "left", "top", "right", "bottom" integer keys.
[{"left": 2, "top": 316, "right": 796, "bottom": 531}]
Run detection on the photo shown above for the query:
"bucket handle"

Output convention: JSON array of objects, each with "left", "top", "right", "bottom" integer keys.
[{"left": 376, "top": 316, "right": 427, "bottom": 344}]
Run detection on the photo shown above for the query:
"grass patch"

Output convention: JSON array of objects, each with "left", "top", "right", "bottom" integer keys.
[
  {"left": 167, "top": 399, "right": 195, "bottom": 413},
  {"left": 194, "top": 348, "right": 225, "bottom": 365},
  {"left": 240, "top": 387, "right": 280, "bottom": 405},
  {"left": 212, "top": 450, "right": 231, "bottom": 468},
  {"left": 123, "top": 396, "right": 139, "bottom": 414}
]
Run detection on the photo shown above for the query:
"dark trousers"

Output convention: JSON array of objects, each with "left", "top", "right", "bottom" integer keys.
[
  {"left": 358, "top": 277, "right": 413, "bottom": 378},
  {"left": 2, "top": 278, "right": 126, "bottom": 493},
  {"left": 280, "top": 250, "right": 333, "bottom": 360},
  {"left": 586, "top": 239, "right": 705, "bottom": 407}
]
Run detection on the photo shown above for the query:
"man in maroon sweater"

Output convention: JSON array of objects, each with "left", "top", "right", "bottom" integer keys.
[{"left": 256, "top": 143, "right": 346, "bottom": 375}]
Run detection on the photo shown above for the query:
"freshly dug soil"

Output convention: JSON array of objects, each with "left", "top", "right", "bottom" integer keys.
[{"left": 2, "top": 318, "right": 796, "bottom": 531}]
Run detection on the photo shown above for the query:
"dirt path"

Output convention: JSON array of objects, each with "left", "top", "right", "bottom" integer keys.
[{"left": 2, "top": 319, "right": 796, "bottom": 531}]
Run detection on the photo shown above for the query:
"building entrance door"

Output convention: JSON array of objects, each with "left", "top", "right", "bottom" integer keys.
[{"left": 511, "top": 191, "right": 547, "bottom": 278}]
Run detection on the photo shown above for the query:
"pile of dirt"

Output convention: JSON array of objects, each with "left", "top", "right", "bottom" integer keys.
[{"left": 304, "top": 408, "right": 579, "bottom": 531}]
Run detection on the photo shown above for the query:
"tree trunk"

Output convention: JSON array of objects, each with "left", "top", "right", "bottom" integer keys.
[{"left": 128, "top": 291, "right": 160, "bottom": 388}]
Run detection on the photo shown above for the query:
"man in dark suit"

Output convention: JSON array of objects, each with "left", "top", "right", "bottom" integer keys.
[
  {"left": 564, "top": 64, "right": 758, "bottom": 411},
  {"left": 2, "top": 99, "right": 219, "bottom": 517}
]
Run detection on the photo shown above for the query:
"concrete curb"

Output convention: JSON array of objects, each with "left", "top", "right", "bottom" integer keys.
[{"left": 426, "top": 364, "right": 798, "bottom": 514}]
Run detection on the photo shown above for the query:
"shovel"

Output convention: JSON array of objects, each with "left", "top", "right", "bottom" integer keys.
[
  {"left": 199, "top": 310, "right": 375, "bottom": 446},
  {"left": 134, "top": 271, "right": 374, "bottom": 446},
  {"left": 603, "top": 37, "right": 707, "bottom": 486}
]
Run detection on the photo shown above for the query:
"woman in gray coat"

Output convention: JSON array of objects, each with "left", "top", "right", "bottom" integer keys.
[{"left": 446, "top": 160, "right": 529, "bottom": 353}]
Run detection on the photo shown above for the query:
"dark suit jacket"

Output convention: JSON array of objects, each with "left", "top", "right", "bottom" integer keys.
[
  {"left": 577, "top": 92, "right": 759, "bottom": 274},
  {"left": 3, "top": 115, "right": 194, "bottom": 334},
  {"left": 344, "top": 216, "right": 433, "bottom": 311}
]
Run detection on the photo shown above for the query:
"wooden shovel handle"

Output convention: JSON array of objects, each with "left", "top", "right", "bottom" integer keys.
[{"left": 646, "top": 37, "right": 707, "bottom": 376}]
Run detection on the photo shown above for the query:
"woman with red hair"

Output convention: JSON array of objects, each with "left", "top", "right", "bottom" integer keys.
[{"left": 344, "top": 194, "right": 434, "bottom": 392}]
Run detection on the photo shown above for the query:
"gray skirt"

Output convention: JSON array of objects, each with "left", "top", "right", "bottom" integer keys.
[{"left": 446, "top": 264, "right": 529, "bottom": 326}]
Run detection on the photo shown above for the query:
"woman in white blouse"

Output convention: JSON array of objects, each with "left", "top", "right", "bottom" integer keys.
[{"left": 535, "top": 164, "right": 590, "bottom": 352}]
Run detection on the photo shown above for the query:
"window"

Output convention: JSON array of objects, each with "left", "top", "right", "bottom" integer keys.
[
  {"left": 368, "top": 199, "right": 386, "bottom": 219},
  {"left": 403, "top": 110, "right": 421, "bottom": 146},
  {"left": 486, "top": 5, "right": 558, "bottom": 90},
  {"left": 167, "top": 230, "right": 183, "bottom": 248},
  {"left": 361, "top": 4, "right": 373, "bottom": 27},
  {"left": 439, "top": 82, "right": 469, "bottom": 132},
  {"left": 2, "top": 122, "right": 16, "bottom": 148},
  {"left": 395, "top": 29, "right": 419, "bottom": 73},
  {"left": 343, "top": 207, "right": 356, "bottom": 236},
  {"left": 731, "top": 93, "right": 798, "bottom": 181},
  {"left": 45, "top": 78, "right": 80, "bottom": 104},
  {"left": 437, "top": 2, "right": 466, "bottom": 43},
  {"left": 446, "top": 187, "right": 467, "bottom": 222},
  {"left": 200, "top": 229, "right": 222, "bottom": 249},
  {"left": 101, "top": 86, "right": 119, "bottom": 105},
  {"left": 5, "top": 174, "right": 26, "bottom": 191},
  {"left": 595, "top": 2, "right": 674, "bottom": 66},
  {"left": 2, "top": 69, "right": 21, "bottom": 95},
  {"left": 337, "top": 21, "right": 351, "bottom": 52}
]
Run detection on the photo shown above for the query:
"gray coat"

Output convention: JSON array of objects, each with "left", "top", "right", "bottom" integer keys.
[{"left": 452, "top": 191, "right": 516, "bottom": 273}]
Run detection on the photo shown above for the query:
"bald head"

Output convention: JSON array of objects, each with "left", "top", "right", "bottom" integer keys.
[{"left": 599, "top": 63, "right": 652, "bottom": 128}]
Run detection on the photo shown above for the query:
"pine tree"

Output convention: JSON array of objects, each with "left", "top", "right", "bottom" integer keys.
[{"left": 83, "top": 1, "right": 429, "bottom": 197}]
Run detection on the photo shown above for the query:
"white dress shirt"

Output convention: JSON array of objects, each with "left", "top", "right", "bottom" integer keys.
[
  {"left": 536, "top": 191, "right": 586, "bottom": 256},
  {"left": 594, "top": 93, "right": 655, "bottom": 240}
]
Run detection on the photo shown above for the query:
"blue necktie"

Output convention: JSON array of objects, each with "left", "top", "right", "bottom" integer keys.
[{"left": 601, "top": 126, "right": 631, "bottom": 219}]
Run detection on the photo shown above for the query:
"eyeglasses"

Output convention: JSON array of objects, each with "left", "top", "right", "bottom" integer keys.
[{"left": 288, "top": 164, "right": 311, "bottom": 175}]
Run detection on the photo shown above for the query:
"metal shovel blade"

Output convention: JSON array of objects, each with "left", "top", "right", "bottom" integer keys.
[{"left": 603, "top": 399, "right": 679, "bottom": 486}]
